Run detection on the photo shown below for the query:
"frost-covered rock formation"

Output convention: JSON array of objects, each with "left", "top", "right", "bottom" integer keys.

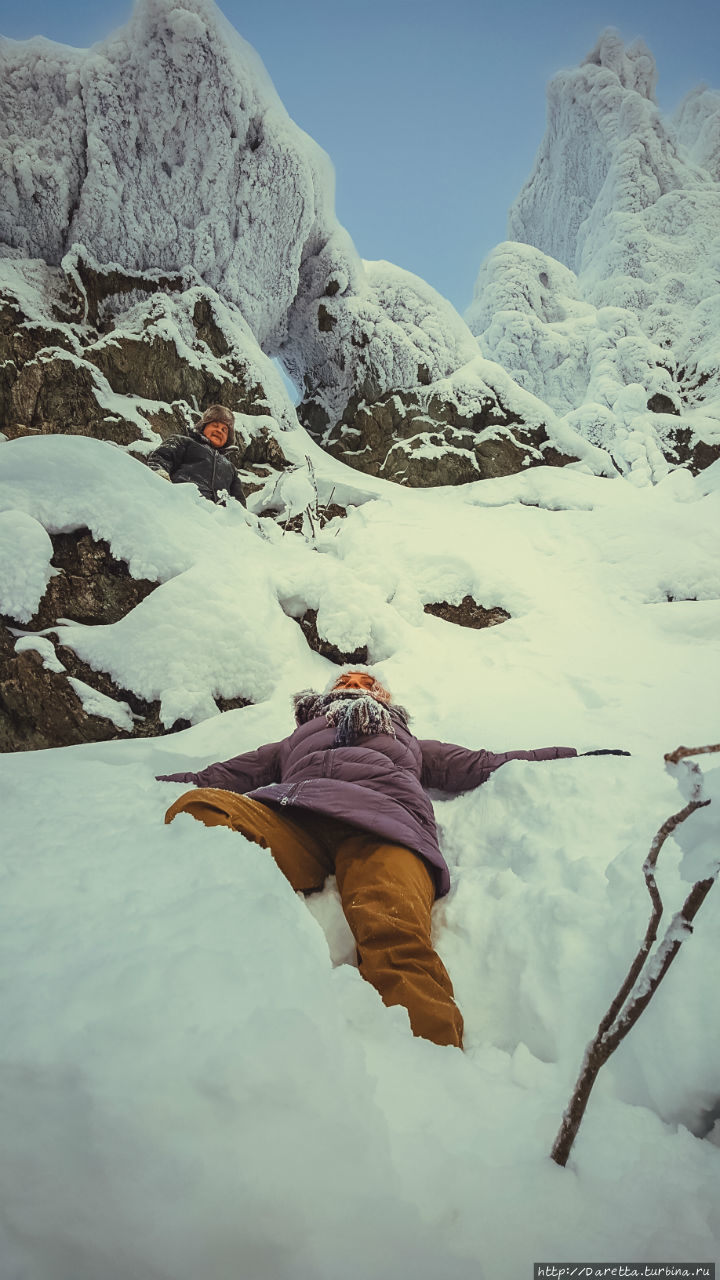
[
  {"left": 0, "top": 0, "right": 599, "bottom": 487},
  {"left": 2, "top": 9, "right": 719, "bottom": 487},
  {"left": 467, "top": 30, "right": 720, "bottom": 484}
]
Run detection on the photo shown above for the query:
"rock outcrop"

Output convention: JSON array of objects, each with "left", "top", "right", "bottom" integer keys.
[
  {"left": 316, "top": 383, "right": 577, "bottom": 486},
  {"left": 424, "top": 597, "right": 511, "bottom": 629},
  {"left": 0, "top": 526, "right": 252, "bottom": 750},
  {"left": 0, "top": 250, "right": 295, "bottom": 489}
]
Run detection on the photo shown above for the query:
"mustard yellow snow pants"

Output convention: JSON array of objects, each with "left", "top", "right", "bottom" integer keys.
[{"left": 164, "top": 788, "right": 463, "bottom": 1048}]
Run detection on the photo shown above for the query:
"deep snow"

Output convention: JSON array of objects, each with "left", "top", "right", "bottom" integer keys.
[{"left": 1, "top": 433, "right": 719, "bottom": 1279}]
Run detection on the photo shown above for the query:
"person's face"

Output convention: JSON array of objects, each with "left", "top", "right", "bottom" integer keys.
[
  {"left": 332, "top": 671, "right": 391, "bottom": 704},
  {"left": 203, "top": 421, "right": 229, "bottom": 448}
]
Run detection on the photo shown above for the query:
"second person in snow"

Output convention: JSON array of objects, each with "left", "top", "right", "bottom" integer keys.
[{"left": 147, "top": 404, "right": 246, "bottom": 506}]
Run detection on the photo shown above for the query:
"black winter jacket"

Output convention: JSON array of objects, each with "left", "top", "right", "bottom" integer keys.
[{"left": 148, "top": 431, "right": 246, "bottom": 506}]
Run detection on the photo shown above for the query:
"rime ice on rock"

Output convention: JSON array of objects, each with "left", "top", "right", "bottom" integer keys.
[
  {"left": 673, "top": 86, "right": 720, "bottom": 180},
  {"left": 467, "top": 29, "right": 720, "bottom": 485},
  {"left": 3, "top": 8, "right": 719, "bottom": 485},
  {"left": 0, "top": 0, "right": 594, "bottom": 482}
]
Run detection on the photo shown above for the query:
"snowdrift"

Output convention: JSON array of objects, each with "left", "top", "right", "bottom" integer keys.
[{"left": 0, "top": 434, "right": 719, "bottom": 1277}]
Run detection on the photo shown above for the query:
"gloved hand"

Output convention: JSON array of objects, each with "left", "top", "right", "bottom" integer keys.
[{"left": 581, "top": 749, "right": 631, "bottom": 756}]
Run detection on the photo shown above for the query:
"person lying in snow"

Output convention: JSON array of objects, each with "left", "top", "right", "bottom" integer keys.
[
  {"left": 147, "top": 404, "right": 246, "bottom": 506},
  {"left": 157, "top": 669, "right": 628, "bottom": 1049}
]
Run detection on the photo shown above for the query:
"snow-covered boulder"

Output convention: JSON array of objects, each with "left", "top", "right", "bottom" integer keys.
[{"left": 467, "top": 29, "right": 720, "bottom": 485}]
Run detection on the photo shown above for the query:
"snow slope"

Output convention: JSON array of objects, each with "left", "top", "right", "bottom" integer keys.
[{"left": 1, "top": 433, "right": 719, "bottom": 1278}]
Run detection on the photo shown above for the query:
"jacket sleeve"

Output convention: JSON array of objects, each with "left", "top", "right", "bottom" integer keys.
[
  {"left": 419, "top": 741, "right": 577, "bottom": 793},
  {"left": 147, "top": 435, "right": 189, "bottom": 476},
  {"left": 156, "top": 739, "right": 283, "bottom": 792}
]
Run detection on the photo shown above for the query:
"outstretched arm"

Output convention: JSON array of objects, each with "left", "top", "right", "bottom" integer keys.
[
  {"left": 156, "top": 739, "right": 283, "bottom": 793},
  {"left": 420, "top": 740, "right": 578, "bottom": 794}
]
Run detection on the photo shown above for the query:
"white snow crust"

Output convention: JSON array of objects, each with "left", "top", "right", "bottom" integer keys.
[
  {"left": 0, "top": 508, "right": 54, "bottom": 621},
  {"left": 1, "top": 432, "right": 719, "bottom": 1278}
]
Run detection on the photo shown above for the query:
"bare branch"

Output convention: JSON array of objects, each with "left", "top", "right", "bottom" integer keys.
[
  {"left": 664, "top": 743, "right": 720, "bottom": 765},
  {"left": 550, "top": 747, "right": 717, "bottom": 1168},
  {"left": 595, "top": 762, "right": 707, "bottom": 1037}
]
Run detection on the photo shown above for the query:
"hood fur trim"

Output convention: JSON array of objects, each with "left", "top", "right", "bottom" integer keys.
[{"left": 293, "top": 688, "right": 409, "bottom": 746}]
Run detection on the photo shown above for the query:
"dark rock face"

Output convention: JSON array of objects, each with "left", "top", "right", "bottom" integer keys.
[
  {"left": 5, "top": 351, "right": 143, "bottom": 447},
  {"left": 0, "top": 631, "right": 123, "bottom": 752},
  {"left": 234, "top": 425, "right": 293, "bottom": 494},
  {"left": 0, "top": 528, "right": 250, "bottom": 751},
  {"left": 296, "top": 609, "right": 368, "bottom": 666},
  {"left": 647, "top": 392, "right": 679, "bottom": 416},
  {"left": 305, "top": 386, "right": 578, "bottom": 486},
  {"left": 24, "top": 529, "right": 158, "bottom": 630},
  {"left": 663, "top": 426, "right": 720, "bottom": 475},
  {"left": 71, "top": 254, "right": 185, "bottom": 328},
  {"left": 424, "top": 597, "right": 511, "bottom": 629}
]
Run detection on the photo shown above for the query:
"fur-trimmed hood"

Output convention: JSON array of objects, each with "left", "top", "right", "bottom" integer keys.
[{"left": 293, "top": 687, "right": 410, "bottom": 747}]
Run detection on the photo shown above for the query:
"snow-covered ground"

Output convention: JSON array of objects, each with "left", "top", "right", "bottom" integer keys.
[{"left": 1, "top": 433, "right": 719, "bottom": 1278}]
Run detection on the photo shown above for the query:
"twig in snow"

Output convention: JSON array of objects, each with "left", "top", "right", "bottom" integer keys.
[
  {"left": 664, "top": 743, "right": 720, "bottom": 765},
  {"left": 550, "top": 744, "right": 720, "bottom": 1168}
]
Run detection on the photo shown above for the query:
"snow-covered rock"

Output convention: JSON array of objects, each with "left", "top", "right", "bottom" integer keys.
[
  {"left": 0, "top": 250, "right": 299, "bottom": 497},
  {"left": 1, "top": 0, "right": 598, "bottom": 483},
  {"left": 674, "top": 85, "right": 720, "bottom": 180},
  {"left": 467, "top": 29, "right": 720, "bottom": 484}
]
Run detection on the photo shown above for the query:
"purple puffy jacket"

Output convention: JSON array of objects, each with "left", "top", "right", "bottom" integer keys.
[{"left": 158, "top": 708, "right": 577, "bottom": 897}]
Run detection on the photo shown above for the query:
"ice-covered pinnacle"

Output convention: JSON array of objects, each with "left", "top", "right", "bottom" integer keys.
[
  {"left": 468, "top": 33, "right": 720, "bottom": 484},
  {"left": 507, "top": 30, "right": 713, "bottom": 273},
  {"left": 582, "top": 28, "right": 657, "bottom": 100}
]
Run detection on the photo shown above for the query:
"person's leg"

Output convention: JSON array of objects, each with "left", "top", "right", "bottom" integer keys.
[
  {"left": 334, "top": 836, "right": 463, "bottom": 1048},
  {"left": 164, "top": 789, "right": 333, "bottom": 892}
]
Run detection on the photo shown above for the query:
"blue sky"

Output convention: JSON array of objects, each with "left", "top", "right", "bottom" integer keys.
[{"left": 2, "top": 0, "right": 718, "bottom": 313}]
